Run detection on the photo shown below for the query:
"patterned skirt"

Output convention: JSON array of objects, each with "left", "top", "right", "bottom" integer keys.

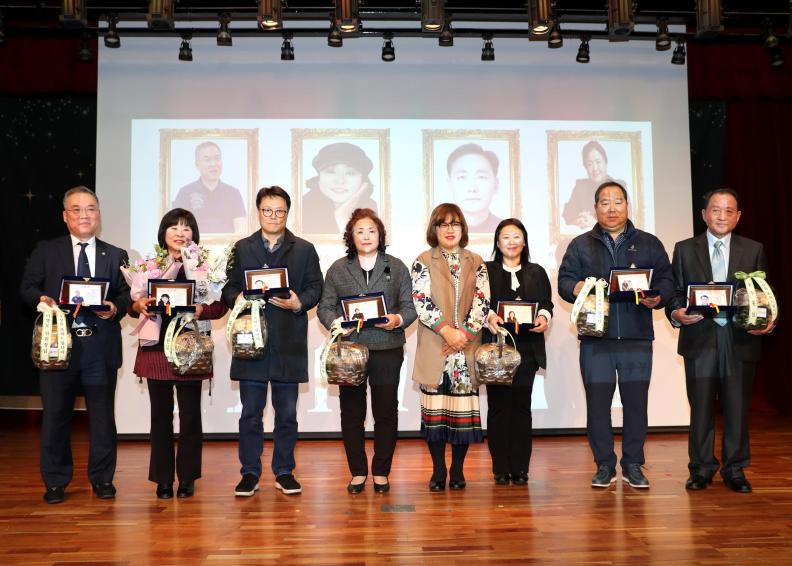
[{"left": 420, "top": 371, "right": 483, "bottom": 445}]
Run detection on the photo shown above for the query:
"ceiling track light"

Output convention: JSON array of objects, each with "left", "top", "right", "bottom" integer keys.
[
  {"left": 655, "top": 18, "right": 671, "bottom": 51},
  {"left": 61, "top": 0, "right": 87, "bottom": 28},
  {"left": 328, "top": 21, "right": 343, "bottom": 47},
  {"left": 281, "top": 32, "right": 294, "bottom": 61},
  {"left": 671, "top": 38, "right": 686, "bottom": 65},
  {"left": 576, "top": 35, "right": 590, "bottom": 63},
  {"left": 217, "top": 13, "right": 232, "bottom": 47},
  {"left": 422, "top": 0, "right": 445, "bottom": 33},
  {"left": 179, "top": 33, "right": 193, "bottom": 62},
  {"left": 381, "top": 32, "right": 395, "bottom": 62},
  {"left": 548, "top": 22, "right": 563, "bottom": 49},
  {"left": 148, "top": 0, "right": 175, "bottom": 31},
  {"left": 438, "top": 19, "right": 453, "bottom": 46},
  {"left": 481, "top": 33, "right": 494, "bottom": 62},
  {"left": 78, "top": 31, "right": 92, "bottom": 62},
  {"left": 527, "top": 0, "right": 551, "bottom": 38},
  {"left": 104, "top": 13, "right": 120, "bottom": 49},
  {"left": 258, "top": 0, "right": 282, "bottom": 30},
  {"left": 336, "top": 0, "right": 359, "bottom": 34},
  {"left": 608, "top": 0, "right": 634, "bottom": 41},
  {"left": 696, "top": 0, "right": 723, "bottom": 38}
]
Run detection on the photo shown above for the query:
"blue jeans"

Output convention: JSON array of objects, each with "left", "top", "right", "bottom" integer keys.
[{"left": 238, "top": 380, "right": 299, "bottom": 478}]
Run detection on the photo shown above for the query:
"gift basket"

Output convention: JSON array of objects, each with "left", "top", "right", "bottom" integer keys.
[
  {"left": 475, "top": 327, "right": 521, "bottom": 386},
  {"left": 733, "top": 271, "right": 779, "bottom": 331},
  {"left": 320, "top": 329, "right": 369, "bottom": 386},
  {"left": 164, "top": 314, "right": 214, "bottom": 376},
  {"left": 570, "top": 277, "right": 609, "bottom": 338},
  {"left": 31, "top": 302, "right": 72, "bottom": 371},
  {"left": 225, "top": 297, "right": 268, "bottom": 360}
]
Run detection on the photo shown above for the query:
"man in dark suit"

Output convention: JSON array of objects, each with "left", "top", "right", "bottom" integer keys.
[
  {"left": 223, "top": 186, "right": 323, "bottom": 497},
  {"left": 667, "top": 188, "right": 775, "bottom": 493},
  {"left": 20, "top": 186, "right": 130, "bottom": 504}
]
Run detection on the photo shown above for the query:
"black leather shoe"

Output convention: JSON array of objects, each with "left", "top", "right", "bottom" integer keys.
[
  {"left": 177, "top": 482, "right": 194, "bottom": 498},
  {"left": 373, "top": 480, "right": 390, "bottom": 493},
  {"left": 347, "top": 479, "right": 366, "bottom": 494},
  {"left": 429, "top": 479, "right": 446, "bottom": 492},
  {"left": 494, "top": 474, "right": 511, "bottom": 485},
  {"left": 92, "top": 482, "right": 117, "bottom": 499},
  {"left": 723, "top": 473, "right": 752, "bottom": 493},
  {"left": 622, "top": 464, "right": 650, "bottom": 489},
  {"left": 43, "top": 486, "right": 65, "bottom": 504},
  {"left": 449, "top": 479, "right": 466, "bottom": 490},
  {"left": 591, "top": 465, "right": 617, "bottom": 487},
  {"left": 511, "top": 472, "right": 529, "bottom": 486},
  {"left": 156, "top": 484, "right": 174, "bottom": 499},
  {"left": 685, "top": 474, "right": 713, "bottom": 491}
]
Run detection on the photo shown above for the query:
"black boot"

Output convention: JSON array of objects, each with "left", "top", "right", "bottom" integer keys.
[
  {"left": 428, "top": 440, "right": 447, "bottom": 491},
  {"left": 449, "top": 444, "right": 468, "bottom": 490}
]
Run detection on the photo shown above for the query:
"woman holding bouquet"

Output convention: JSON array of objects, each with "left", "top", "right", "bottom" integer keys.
[
  {"left": 129, "top": 208, "right": 228, "bottom": 499},
  {"left": 317, "top": 208, "right": 417, "bottom": 493}
]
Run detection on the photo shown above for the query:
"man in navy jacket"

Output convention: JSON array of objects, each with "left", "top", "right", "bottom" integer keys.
[
  {"left": 558, "top": 182, "right": 673, "bottom": 489},
  {"left": 223, "top": 186, "right": 323, "bottom": 497}
]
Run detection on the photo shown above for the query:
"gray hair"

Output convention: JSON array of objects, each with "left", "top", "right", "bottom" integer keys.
[{"left": 63, "top": 186, "right": 100, "bottom": 208}]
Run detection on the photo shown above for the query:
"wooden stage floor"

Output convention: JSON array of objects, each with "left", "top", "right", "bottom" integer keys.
[{"left": 1, "top": 411, "right": 791, "bottom": 565}]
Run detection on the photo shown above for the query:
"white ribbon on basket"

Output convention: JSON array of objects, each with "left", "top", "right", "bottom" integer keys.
[
  {"left": 163, "top": 312, "right": 194, "bottom": 367},
  {"left": 36, "top": 302, "right": 69, "bottom": 363},
  {"left": 496, "top": 325, "right": 518, "bottom": 354},
  {"left": 570, "top": 277, "right": 609, "bottom": 334},
  {"left": 734, "top": 271, "right": 779, "bottom": 326},
  {"left": 225, "top": 297, "right": 266, "bottom": 349}
]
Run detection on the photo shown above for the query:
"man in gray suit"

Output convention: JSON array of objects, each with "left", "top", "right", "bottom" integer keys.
[{"left": 667, "top": 188, "right": 775, "bottom": 493}]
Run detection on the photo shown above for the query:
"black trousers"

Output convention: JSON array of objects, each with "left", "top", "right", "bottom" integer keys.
[
  {"left": 39, "top": 337, "right": 118, "bottom": 488},
  {"left": 684, "top": 358, "right": 755, "bottom": 478},
  {"left": 338, "top": 348, "right": 403, "bottom": 477},
  {"left": 147, "top": 379, "right": 203, "bottom": 485},
  {"left": 486, "top": 376, "right": 535, "bottom": 476}
]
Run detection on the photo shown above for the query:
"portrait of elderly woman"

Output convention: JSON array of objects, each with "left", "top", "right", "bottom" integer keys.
[
  {"left": 301, "top": 142, "right": 378, "bottom": 234},
  {"left": 562, "top": 140, "right": 627, "bottom": 230}
]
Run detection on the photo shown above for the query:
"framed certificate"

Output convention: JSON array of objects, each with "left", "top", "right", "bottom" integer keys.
[
  {"left": 340, "top": 292, "right": 388, "bottom": 328},
  {"left": 496, "top": 299, "right": 539, "bottom": 332},
  {"left": 685, "top": 282, "right": 735, "bottom": 317},
  {"left": 148, "top": 279, "right": 196, "bottom": 313},
  {"left": 243, "top": 266, "right": 290, "bottom": 299},
  {"left": 60, "top": 276, "right": 111, "bottom": 311},
  {"left": 607, "top": 267, "right": 659, "bottom": 302}
]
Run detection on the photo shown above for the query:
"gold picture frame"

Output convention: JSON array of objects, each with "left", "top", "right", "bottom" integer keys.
[
  {"left": 159, "top": 128, "right": 259, "bottom": 244},
  {"left": 291, "top": 128, "right": 391, "bottom": 243},
  {"left": 547, "top": 130, "right": 645, "bottom": 245},
  {"left": 422, "top": 129, "right": 521, "bottom": 241}
]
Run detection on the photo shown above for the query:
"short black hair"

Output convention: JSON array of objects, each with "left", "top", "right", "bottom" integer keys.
[
  {"left": 702, "top": 188, "right": 740, "bottom": 209},
  {"left": 446, "top": 143, "right": 499, "bottom": 176},
  {"left": 594, "top": 181, "right": 628, "bottom": 204},
  {"left": 256, "top": 186, "right": 292, "bottom": 210},
  {"left": 158, "top": 208, "right": 200, "bottom": 248}
]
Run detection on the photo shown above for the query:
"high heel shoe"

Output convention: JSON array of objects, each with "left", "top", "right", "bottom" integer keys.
[{"left": 156, "top": 483, "right": 174, "bottom": 499}]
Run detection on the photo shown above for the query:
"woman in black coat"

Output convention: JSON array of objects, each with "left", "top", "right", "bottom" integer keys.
[{"left": 484, "top": 219, "right": 553, "bottom": 485}]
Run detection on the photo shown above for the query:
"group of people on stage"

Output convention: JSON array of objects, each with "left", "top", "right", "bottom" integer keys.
[{"left": 21, "top": 180, "right": 775, "bottom": 505}]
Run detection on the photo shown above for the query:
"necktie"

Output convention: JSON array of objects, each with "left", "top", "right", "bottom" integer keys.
[
  {"left": 77, "top": 242, "right": 91, "bottom": 277},
  {"left": 712, "top": 240, "right": 727, "bottom": 326}
]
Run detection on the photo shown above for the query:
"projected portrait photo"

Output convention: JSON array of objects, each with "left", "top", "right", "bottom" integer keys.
[
  {"left": 159, "top": 128, "right": 259, "bottom": 242},
  {"left": 548, "top": 130, "right": 645, "bottom": 244},
  {"left": 292, "top": 129, "right": 390, "bottom": 240},
  {"left": 424, "top": 130, "right": 520, "bottom": 237}
]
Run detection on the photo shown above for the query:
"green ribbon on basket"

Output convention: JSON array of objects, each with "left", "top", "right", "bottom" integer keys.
[
  {"left": 225, "top": 297, "right": 266, "bottom": 349},
  {"left": 734, "top": 271, "right": 779, "bottom": 326},
  {"left": 36, "top": 302, "right": 69, "bottom": 363}
]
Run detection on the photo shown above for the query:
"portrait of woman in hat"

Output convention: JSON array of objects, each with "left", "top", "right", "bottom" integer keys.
[{"left": 302, "top": 142, "right": 379, "bottom": 234}]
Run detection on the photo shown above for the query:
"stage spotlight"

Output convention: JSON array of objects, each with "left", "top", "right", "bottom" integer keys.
[
  {"left": 61, "top": 0, "right": 87, "bottom": 28},
  {"left": 576, "top": 36, "right": 590, "bottom": 63},
  {"left": 767, "top": 46, "right": 784, "bottom": 67},
  {"left": 336, "top": 0, "right": 359, "bottom": 33},
  {"left": 328, "top": 22, "right": 343, "bottom": 47},
  {"left": 179, "top": 33, "right": 193, "bottom": 62},
  {"left": 148, "top": 0, "right": 175, "bottom": 31},
  {"left": 422, "top": 0, "right": 444, "bottom": 32},
  {"left": 608, "top": 0, "right": 633, "bottom": 40},
  {"left": 382, "top": 33, "right": 395, "bottom": 62},
  {"left": 104, "top": 14, "right": 120, "bottom": 49},
  {"left": 281, "top": 33, "right": 294, "bottom": 61},
  {"left": 78, "top": 32, "right": 92, "bottom": 62},
  {"left": 217, "top": 13, "right": 232, "bottom": 47},
  {"left": 527, "top": 0, "right": 551, "bottom": 36},
  {"left": 258, "top": 0, "right": 282, "bottom": 30},
  {"left": 671, "top": 39, "right": 686, "bottom": 65},
  {"left": 548, "top": 23, "right": 563, "bottom": 49},
  {"left": 481, "top": 34, "right": 494, "bottom": 62},
  {"left": 438, "top": 20, "right": 453, "bottom": 47},
  {"left": 696, "top": 0, "right": 723, "bottom": 38},
  {"left": 655, "top": 18, "right": 671, "bottom": 51}
]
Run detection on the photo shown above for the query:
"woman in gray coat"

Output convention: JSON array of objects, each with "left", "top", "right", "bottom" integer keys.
[{"left": 318, "top": 208, "right": 417, "bottom": 494}]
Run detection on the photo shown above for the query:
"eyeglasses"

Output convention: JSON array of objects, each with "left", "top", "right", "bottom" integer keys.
[
  {"left": 437, "top": 222, "right": 463, "bottom": 231},
  {"left": 65, "top": 206, "right": 99, "bottom": 216},
  {"left": 260, "top": 208, "right": 288, "bottom": 218}
]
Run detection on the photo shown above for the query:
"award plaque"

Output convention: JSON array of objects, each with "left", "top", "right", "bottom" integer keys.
[
  {"left": 148, "top": 279, "right": 196, "bottom": 313},
  {"left": 243, "top": 266, "right": 290, "bottom": 299},
  {"left": 340, "top": 292, "right": 388, "bottom": 329},
  {"left": 607, "top": 267, "right": 659, "bottom": 303},
  {"left": 59, "top": 276, "right": 111, "bottom": 311},
  {"left": 685, "top": 282, "right": 735, "bottom": 317},
  {"left": 496, "top": 299, "right": 539, "bottom": 334}
]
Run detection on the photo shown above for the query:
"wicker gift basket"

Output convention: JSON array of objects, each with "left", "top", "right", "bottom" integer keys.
[
  {"left": 732, "top": 271, "right": 779, "bottom": 331},
  {"left": 571, "top": 277, "right": 610, "bottom": 338},
  {"left": 31, "top": 303, "right": 72, "bottom": 371},
  {"left": 165, "top": 317, "right": 213, "bottom": 376},
  {"left": 475, "top": 328, "right": 521, "bottom": 386},
  {"left": 320, "top": 329, "right": 369, "bottom": 386},
  {"left": 225, "top": 298, "right": 268, "bottom": 360}
]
